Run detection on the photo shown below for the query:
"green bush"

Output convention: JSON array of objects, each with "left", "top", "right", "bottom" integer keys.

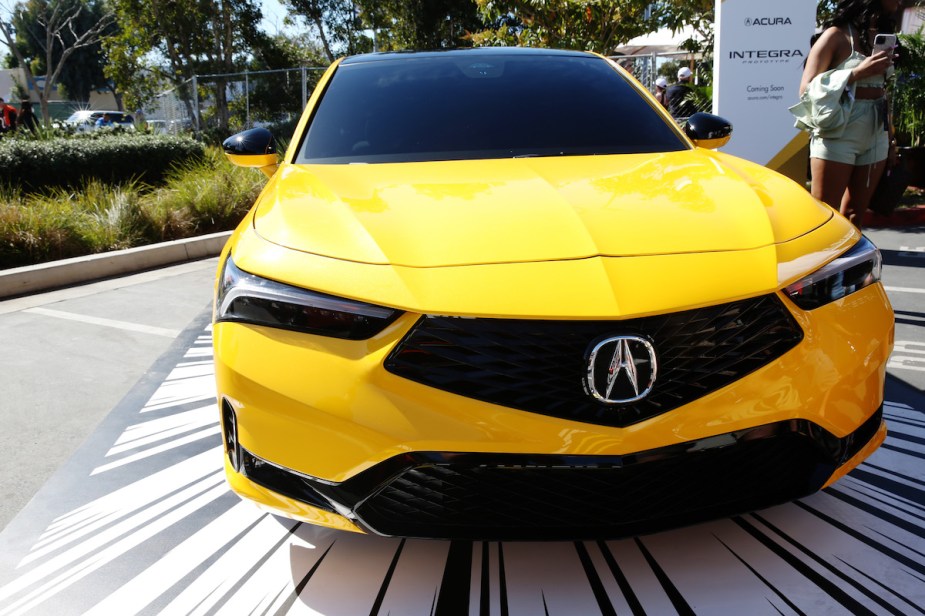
[
  {"left": 0, "top": 147, "right": 264, "bottom": 269},
  {"left": 0, "top": 133, "right": 206, "bottom": 192},
  {"left": 894, "top": 31, "right": 925, "bottom": 147}
]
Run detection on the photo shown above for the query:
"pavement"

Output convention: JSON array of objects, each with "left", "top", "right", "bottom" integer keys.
[
  {"left": 0, "top": 247, "right": 222, "bottom": 530},
  {"left": 0, "top": 210, "right": 922, "bottom": 533}
]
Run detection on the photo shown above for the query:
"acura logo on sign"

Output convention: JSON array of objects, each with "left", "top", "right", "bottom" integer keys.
[
  {"left": 585, "top": 336, "right": 657, "bottom": 404},
  {"left": 745, "top": 17, "right": 793, "bottom": 27}
]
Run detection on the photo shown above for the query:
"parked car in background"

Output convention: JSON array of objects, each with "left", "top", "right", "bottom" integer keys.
[
  {"left": 60, "top": 110, "right": 135, "bottom": 132},
  {"left": 142, "top": 118, "right": 192, "bottom": 135},
  {"left": 145, "top": 119, "right": 168, "bottom": 134}
]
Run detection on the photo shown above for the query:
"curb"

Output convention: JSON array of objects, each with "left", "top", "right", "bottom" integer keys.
[
  {"left": 0, "top": 232, "right": 231, "bottom": 300},
  {"left": 864, "top": 205, "right": 925, "bottom": 228}
]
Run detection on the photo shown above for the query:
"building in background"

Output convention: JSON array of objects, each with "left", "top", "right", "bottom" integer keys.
[{"left": 0, "top": 68, "right": 118, "bottom": 120}]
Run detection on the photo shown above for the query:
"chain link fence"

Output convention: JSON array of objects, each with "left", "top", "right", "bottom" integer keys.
[
  {"left": 612, "top": 51, "right": 712, "bottom": 119},
  {"left": 145, "top": 55, "right": 709, "bottom": 140},
  {"left": 146, "top": 67, "right": 328, "bottom": 139}
]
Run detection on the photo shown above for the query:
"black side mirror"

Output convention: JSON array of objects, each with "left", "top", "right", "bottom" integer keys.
[
  {"left": 223, "top": 127, "right": 276, "bottom": 156},
  {"left": 223, "top": 128, "right": 278, "bottom": 177},
  {"left": 683, "top": 113, "right": 733, "bottom": 150}
]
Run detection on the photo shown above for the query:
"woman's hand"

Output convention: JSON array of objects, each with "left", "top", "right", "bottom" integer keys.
[
  {"left": 888, "top": 138, "right": 900, "bottom": 168},
  {"left": 851, "top": 50, "right": 895, "bottom": 82}
]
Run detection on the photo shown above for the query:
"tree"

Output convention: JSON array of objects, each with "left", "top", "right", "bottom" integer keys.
[
  {"left": 653, "top": 0, "right": 714, "bottom": 55},
  {"left": 0, "top": 0, "right": 114, "bottom": 123},
  {"left": 283, "top": 0, "right": 483, "bottom": 59},
  {"left": 817, "top": 0, "right": 837, "bottom": 27},
  {"left": 9, "top": 0, "right": 117, "bottom": 103},
  {"left": 355, "top": 0, "right": 482, "bottom": 51},
  {"left": 470, "top": 0, "right": 659, "bottom": 53},
  {"left": 105, "top": 0, "right": 263, "bottom": 129},
  {"left": 282, "top": 0, "right": 358, "bottom": 61},
  {"left": 237, "top": 31, "right": 329, "bottom": 130}
]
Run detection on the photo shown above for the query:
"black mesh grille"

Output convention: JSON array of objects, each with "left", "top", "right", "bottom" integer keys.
[
  {"left": 385, "top": 294, "right": 803, "bottom": 427},
  {"left": 239, "top": 409, "right": 882, "bottom": 540},
  {"left": 355, "top": 425, "right": 837, "bottom": 540}
]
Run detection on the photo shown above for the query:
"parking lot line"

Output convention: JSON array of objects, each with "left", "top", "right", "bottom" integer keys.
[
  {"left": 23, "top": 307, "right": 181, "bottom": 338},
  {"left": 884, "top": 286, "right": 925, "bottom": 294},
  {"left": 898, "top": 246, "right": 925, "bottom": 258}
]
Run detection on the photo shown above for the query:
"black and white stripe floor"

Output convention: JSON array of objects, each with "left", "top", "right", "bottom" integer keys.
[{"left": 1, "top": 313, "right": 922, "bottom": 615}]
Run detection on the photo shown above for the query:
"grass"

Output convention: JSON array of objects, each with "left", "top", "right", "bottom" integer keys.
[
  {"left": 0, "top": 147, "right": 264, "bottom": 270},
  {"left": 898, "top": 186, "right": 925, "bottom": 209}
]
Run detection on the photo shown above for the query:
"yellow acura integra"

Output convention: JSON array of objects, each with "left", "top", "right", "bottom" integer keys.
[{"left": 214, "top": 48, "right": 894, "bottom": 540}]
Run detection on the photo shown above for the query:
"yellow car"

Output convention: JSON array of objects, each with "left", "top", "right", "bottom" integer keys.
[{"left": 214, "top": 48, "right": 893, "bottom": 540}]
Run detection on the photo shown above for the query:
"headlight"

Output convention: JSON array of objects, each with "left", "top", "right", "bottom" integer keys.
[
  {"left": 784, "top": 236, "right": 882, "bottom": 310},
  {"left": 215, "top": 256, "right": 401, "bottom": 339}
]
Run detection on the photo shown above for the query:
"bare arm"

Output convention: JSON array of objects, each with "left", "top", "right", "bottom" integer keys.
[
  {"left": 801, "top": 29, "right": 840, "bottom": 95},
  {"left": 799, "top": 27, "right": 894, "bottom": 95}
]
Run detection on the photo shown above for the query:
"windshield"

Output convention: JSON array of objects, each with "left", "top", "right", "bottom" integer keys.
[{"left": 297, "top": 53, "right": 686, "bottom": 164}]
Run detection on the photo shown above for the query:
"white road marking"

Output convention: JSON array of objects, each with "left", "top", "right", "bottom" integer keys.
[
  {"left": 898, "top": 245, "right": 925, "bottom": 257},
  {"left": 23, "top": 307, "right": 180, "bottom": 338},
  {"left": 884, "top": 286, "right": 925, "bottom": 294},
  {"left": 0, "top": 258, "right": 217, "bottom": 316},
  {"left": 888, "top": 357, "right": 925, "bottom": 372},
  {"left": 889, "top": 342, "right": 925, "bottom": 372},
  {"left": 894, "top": 341, "right": 925, "bottom": 355}
]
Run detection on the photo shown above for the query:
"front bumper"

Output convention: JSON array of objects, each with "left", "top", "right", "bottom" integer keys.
[
  {"left": 225, "top": 405, "right": 885, "bottom": 540},
  {"left": 214, "top": 281, "right": 894, "bottom": 538}
]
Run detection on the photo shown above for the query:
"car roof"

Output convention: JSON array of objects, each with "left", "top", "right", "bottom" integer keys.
[
  {"left": 67, "top": 110, "right": 129, "bottom": 119},
  {"left": 340, "top": 47, "right": 596, "bottom": 66}
]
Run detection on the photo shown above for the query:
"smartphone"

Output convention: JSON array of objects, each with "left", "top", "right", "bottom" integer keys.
[{"left": 873, "top": 33, "right": 897, "bottom": 54}]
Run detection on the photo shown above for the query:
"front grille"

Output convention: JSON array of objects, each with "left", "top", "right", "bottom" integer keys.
[
  {"left": 385, "top": 295, "right": 803, "bottom": 427},
  {"left": 239, "top": 409, "right": 883, "bottom": 540},
  {"left": 353, "top": 413, "right": 882, "bottom": 540}
]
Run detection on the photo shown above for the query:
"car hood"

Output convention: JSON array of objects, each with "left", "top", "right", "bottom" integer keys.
[{"left": 252, "top": 150, "right": 832, "bottom": 267}]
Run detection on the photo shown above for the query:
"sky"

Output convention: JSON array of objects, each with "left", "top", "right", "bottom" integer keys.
[
  {"left": 0, "top": 0, "right": 295, "bottom": 52},
  {"left": 260, "top": 0, "right": 293, "bottom": 36}
]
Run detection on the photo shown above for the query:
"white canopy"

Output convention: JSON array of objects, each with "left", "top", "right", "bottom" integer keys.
[{"left": 614, "top": 26, "right": 703, "bottom": 55}]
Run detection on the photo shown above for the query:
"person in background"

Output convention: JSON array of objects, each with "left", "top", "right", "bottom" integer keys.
[
  {"left": 0, "top": 97, "right": 18, "bottom": 133},
  {"left": 796, "top": 0, "right": 901, "bottom": 228},
  {"left": 95, "top": 112, "right": 114, "bottom": 128},
  {"left": 667, "top": 66, "right": 697, "bottom": 120},
  {"left": 18, "top": 100, "right": 38, "bottom": 133},
  {"left": 134, "top": 108, "right": 147, "bottom": 131},
  {"left": 654, "top": 76, "right": 668, "bottom": 108}
]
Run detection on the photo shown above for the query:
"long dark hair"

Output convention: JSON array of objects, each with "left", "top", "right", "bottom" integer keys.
[{"left": 812, "top": 0, "right": 897, "bottom": 54}]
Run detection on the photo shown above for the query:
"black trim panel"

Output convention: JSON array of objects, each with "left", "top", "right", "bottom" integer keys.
[
  {"left": 238, "top": 407, "right": 883, "bottom": 540},
  {"left": 384, "top": 295, "right": 803, "bottom": 427}
]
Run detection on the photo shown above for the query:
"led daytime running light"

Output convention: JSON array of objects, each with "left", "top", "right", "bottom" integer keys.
[
  {"left": 216, "top": 256, "right": 400, "bottom": 339},
  {"left": 784, "top": 237, "right": 882, "bottom": 310}
]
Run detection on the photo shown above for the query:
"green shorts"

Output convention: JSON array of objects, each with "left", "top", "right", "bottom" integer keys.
[{"left": 810, "top": 98, "right": 889, "bottom": 166}]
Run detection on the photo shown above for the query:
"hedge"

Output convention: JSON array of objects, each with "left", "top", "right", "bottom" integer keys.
[
  {"left": 0, "top": 147, "right": 265, "bottom": 270},
  {"left": 0, "top": 134, "right": 206, "bottom": 192}
]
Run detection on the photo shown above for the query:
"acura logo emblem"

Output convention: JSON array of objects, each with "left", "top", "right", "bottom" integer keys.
[{"left": 585, "top": 336, "right": 657, "bottom": 404}]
